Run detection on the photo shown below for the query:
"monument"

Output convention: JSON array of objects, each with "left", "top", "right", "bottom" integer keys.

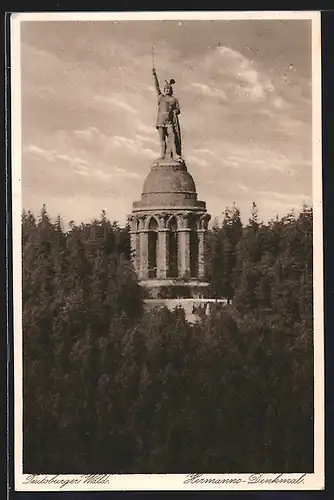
[{"left": 128, "top": 65, "right": 211, "bottom": 300}]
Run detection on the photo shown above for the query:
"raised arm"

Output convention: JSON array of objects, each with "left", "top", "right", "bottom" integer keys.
[{"left": 152, "top": 68, "right": 161, "bottom": 96}]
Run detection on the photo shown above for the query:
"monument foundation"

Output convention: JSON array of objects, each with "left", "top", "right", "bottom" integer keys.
[{"left": 128, "top": 159, "right": 211, "bottom": 299}]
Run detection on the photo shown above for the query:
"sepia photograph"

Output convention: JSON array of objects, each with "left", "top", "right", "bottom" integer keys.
[{"left": 11, "top": 11, "right": 323, "bottom": 491}]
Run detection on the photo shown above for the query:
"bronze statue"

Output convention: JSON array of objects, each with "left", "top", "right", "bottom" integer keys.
[{"left": 152, "top": 66, "right": 182, "bottom": 161}]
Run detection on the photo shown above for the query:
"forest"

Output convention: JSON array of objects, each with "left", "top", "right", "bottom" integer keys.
[{"left": 22, "top": 202, "right": 314, "bottom": 473}]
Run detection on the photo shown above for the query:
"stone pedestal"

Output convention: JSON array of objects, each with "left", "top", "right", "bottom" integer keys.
[{"left": 128, "top": 158, "right": 211, "bottom": 298}]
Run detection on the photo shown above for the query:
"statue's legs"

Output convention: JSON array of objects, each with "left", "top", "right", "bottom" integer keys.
[
  {"left": 165, "top": 125, "right": 174, "bottom": 159},
  {"left": 157, "top": 127, "right": 166, "bottom": 159},
  {"left": 167, "top": 125, "right": 181, "bottom": 161}
]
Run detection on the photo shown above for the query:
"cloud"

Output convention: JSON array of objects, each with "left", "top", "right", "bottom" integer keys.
[
  {"left": 115, "top": 167, "right": 140, "bottom": 179},
  {"left": 273, "top": 96, "right": 288, "bottom": 109},
  {"left": 192, "top": 148, "right": 216, "bottom": 157},
  {"left": 224, "top": 156, "right": 242, "bottom": 168},
  {"left": 255, "top": 190, "right": 312, "bottom": 201},
  {"left": 73, "top": 127, "right": 100, "bottom": 140},
  {"left": 25, "top": 144, "right": 89, "bottom": 168},
  {"left": 277, "top": 116, "right": 305, "bottom": 131},
  {"left": 23, "top": 125, "right": 148, "bottom": 205},
  {"left": 20, "top": 20, "right": 312, "bottom": 227},
  {"left": 57, "top": 154, "right": 89, "bottom": 166},
  {"left": 258, "top": 108, "right": 277, "bottom": 118},
  {"left": 191, "top": 82, "right": 227, "bottom": 101},
  {"left": 135, "top": 134, "right": 156, "bottom": 147},
  {"left": 66, "top": 126, "right": 157, "bottom": 163},
  {"left": 136, "top": 120, "right": 156, "bottom": 135},
  {"left": 94, "top": 95, "right": 139, "bottom": 115},
  {"left": 186, "top": 155, "right": 210, "bottom": 168},
  {"left": 200, "top": 45, "right": 272, "bottom": 103},
  {"left": 110, "top": 135, "right": 156, "bottom": 159},
  {"left": 25, "top": 144, "right": 56, "bottom": 162},
  {"left": 75, "top": 168, "right": 90, "bottom": 177}
]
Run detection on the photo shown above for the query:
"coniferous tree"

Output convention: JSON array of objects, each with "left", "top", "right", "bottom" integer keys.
[
  {"left": 207, "top": 204, "right": 242, "bottom": 300},
  {"left": 22, "top": 204, "right": 314, "bottom": 473}
]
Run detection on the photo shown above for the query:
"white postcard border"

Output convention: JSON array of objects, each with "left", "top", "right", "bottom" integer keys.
[{"left": 11, "top": 10, "right": 324, "bottom": 491}]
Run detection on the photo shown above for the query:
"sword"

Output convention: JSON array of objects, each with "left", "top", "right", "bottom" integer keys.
[{"left": 152, "top": 45, "right": 155, "bottom": 70}]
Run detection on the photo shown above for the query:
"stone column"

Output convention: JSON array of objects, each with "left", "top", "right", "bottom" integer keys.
[
  {"left": 197, "top": 229, "right": 207, "bottom": 280},
  {"left": 157, "top": 230, "right": 169, "bottom": 279},
  {"left": 139, "top": 230, "right": 149, "bottom": 279},
  {"left": 136, "top": 233, "right": 140, "bottom": 273},
  {"left": 178, "top": 229, "right": 191, "bottom": 278}
]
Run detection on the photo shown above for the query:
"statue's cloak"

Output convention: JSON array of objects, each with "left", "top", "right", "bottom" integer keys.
[{"left": 172, "top": 112, "right": 182, "bottom": 157}]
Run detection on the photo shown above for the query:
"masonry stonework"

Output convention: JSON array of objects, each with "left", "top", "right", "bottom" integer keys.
[{"left": 128, "top": 158, "right": 211, "bottom": 298}]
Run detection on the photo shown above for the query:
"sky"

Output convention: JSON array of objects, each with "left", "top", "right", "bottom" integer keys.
[{"left": 20, "top": 17, "right": 313, "bottom": 226}]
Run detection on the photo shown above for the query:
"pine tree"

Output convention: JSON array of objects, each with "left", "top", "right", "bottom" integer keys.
[
  {"left": 207, "top": 204, "right": 243, "bottom": 300},
  {"left": 22, "top": 204, "right": 314, "bottom": 473}
]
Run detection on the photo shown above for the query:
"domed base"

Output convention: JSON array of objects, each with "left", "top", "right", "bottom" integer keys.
[
  {"left": 143, "top": 159, "right": 196, "bottom": 192},
  {"left": 132, "top": 158, "right": 207, "bottom": 211}
]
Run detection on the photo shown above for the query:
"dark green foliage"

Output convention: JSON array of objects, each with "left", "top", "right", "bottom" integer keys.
[
  {"left": 23, "top": 208, "right": 143, "bottom": 471},
  {"left": 207, "top": 203, "right": 242, "bottom": 299},
  {"left": 23, "top": 204, "right": 314, "bottom": 473}
]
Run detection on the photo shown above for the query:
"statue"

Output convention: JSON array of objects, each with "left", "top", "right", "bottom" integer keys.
[{"left": 152, "top": 66, "right": 182, "bottom": 162}]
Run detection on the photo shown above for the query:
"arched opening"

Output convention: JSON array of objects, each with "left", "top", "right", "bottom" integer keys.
[
  {"left": 148, "top": 217, "right": 158, "bottom": 278},
  {"left": 189, "top": 217, "right": 199, "bottom": 278},
  {"left": 167, "top": 216, "right": 178, "bottom": 278}
]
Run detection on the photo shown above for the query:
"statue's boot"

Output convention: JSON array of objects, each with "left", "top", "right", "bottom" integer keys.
[{"left": 171, "top": 145, "right": 182, "bottom": 162}]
